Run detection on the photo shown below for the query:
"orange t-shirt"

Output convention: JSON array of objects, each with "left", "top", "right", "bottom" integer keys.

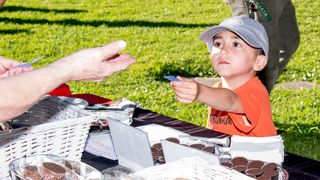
[{"left": 207, "top": 77, "right": 276, "bottom": 137}]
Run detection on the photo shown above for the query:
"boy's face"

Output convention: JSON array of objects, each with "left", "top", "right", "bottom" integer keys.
[{"left": 210, "top": 31, "right": 266, "bottom": 80}]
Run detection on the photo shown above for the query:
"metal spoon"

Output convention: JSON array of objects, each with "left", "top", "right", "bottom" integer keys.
[{"left": 16, "top": 56, "right": 44, "bottom": 67}]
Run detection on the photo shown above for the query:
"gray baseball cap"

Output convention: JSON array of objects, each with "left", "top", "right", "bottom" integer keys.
[{"left": 200, "top": 16, "right": 269, "bottom": 58}]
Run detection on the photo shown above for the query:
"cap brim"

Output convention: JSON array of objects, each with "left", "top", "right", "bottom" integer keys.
[
  {"left": 200, "top": 26, "right": 262, "bottom": 50},
  {"left": 200, "top": 27, "right": 229, "bottom": 42}
]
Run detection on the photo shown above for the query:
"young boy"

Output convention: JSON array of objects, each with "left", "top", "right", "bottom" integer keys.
[{"left": 170, "top": 16, "right": 276, "bottom": 137}]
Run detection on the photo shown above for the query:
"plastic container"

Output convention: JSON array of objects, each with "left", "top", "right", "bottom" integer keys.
[{"left": 9, "top": 154, "right": 102, "bottom": 180}]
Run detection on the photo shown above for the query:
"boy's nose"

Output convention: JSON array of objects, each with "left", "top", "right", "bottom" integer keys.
[{"left": 220, "top": 49, "right": 229, "bottom": 57}]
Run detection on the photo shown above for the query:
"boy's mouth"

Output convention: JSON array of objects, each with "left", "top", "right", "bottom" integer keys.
[{"left": 218, "top": 59, "right": 230, "bottom": 64}]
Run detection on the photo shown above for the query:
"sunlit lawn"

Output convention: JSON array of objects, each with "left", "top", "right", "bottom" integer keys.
[{"left": 0, "top": 0, "right": 319, "bottom": 160}]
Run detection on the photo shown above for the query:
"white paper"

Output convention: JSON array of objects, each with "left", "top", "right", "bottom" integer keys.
[
  {"left": 107, "top": 119, "right": 155, "bottom": 171},
  {"left": 161, "top": 140, "right": 220, "bottom": 165},
  {"left": 136, "top": 124, "right": 188, "bottom": 145},
  {"left": 229, "top": 135, "right": 284, "bottom": 164},
  {"left": 84, "top": 131, "right": 117, "bottom": 160}
]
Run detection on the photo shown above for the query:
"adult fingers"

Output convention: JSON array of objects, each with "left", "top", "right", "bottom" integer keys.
[
  {"left": 24, "top": 66, "right": 33, "bottom": 72},
  {"left": 99, "top": 40, "right": 127, "bottom": 60},
  {"left": 104, "top": 54, "right": 136, "bottom": 74},
  {"left": 3, "top": 62, "right": 15, "bottom": 70}
]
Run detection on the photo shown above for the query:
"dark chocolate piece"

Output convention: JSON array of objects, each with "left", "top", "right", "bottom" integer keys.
[
  {"left": 151, "top": 147, "right": 163, "bottom": 158},
  {"left": 201, "top": 146, "right": 215, "bottom": 153},
  {"left": 165, "top": 137, "right": 180, "bottom": 144},
  {"left": 220, "top": 162, "right": 233, "bottom": 168},
  {"left": 245, "top": 168, "right": 263, "bottom": 176},
  {"left": 41, "top": 162, "right": 66, "bottom": 180},
  {"left": 152, "top": 143, "right": 162, "bottom": 151},
  {"left": 231, "top": 157, "right": 248, "bottom": 166},
  {"left": 24, "top": 165, "right": 42, "bottom": 180},
  {"left": 262, "top": 169, "right": 279, "bottom": 180},
  {"left": 232, "top": 165, "right": 247, "bottom": 173},
  {"left": 261, "top": 163, "right": 277, "bottom": 172},
  {"left": 189, "top": 143, "right": 205, "bottom": 150},
  {"left": 248, "top": 160, "right": 264, "bottom": 169}
]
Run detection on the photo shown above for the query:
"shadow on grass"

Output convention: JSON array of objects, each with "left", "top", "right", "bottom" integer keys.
[
  {"left": 0, "top": 29, "right": 30, "bottom": 34},
  {"left": 0, "top": 17, "right": 215, "bottom": 28},
  {"left": 1, "top": 5, "right": 87, "bottom": 13}
]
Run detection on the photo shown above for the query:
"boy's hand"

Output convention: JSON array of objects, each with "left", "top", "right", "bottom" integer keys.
[
  {"left": 0, "top": 56, "right": 33, "bottom": 78},
  {"left": 171, "top": 76, "right": 199, "bottom": 104}
]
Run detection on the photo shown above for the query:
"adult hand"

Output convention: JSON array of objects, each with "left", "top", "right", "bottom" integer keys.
[
  {"left": 171, "top": 76, "right": 199, "bottom": 104},
  {"left": 0, "top": 56, "right": 33, "bottom": 78},
  {"left": 51, "top": 40, "right": 136, "bottom": 82}
]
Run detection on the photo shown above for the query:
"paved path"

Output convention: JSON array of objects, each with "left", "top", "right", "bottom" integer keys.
[{"left": 193, "top": 77, "right": 319, "bottom": 90}]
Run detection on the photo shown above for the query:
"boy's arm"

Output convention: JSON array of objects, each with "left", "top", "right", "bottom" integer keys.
[
  {"left": 196, "top": 83, "right": 244, "bottom": 114},
  {"left": 171, "top": 76, "right": 244, "bottom": 113}
]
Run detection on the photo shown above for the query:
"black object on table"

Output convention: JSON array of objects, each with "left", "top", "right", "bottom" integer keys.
[{"left": 82, "top": 108, "right": 320, "bottom": 180}]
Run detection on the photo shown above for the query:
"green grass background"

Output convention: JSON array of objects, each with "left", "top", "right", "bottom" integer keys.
[{"left": 1, "top": 0, "right": 319, "bottom": 160}]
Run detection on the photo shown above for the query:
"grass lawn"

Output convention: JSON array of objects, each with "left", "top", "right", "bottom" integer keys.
[{"left": 1, "top": 0, "right": 319, "bottom": 161}]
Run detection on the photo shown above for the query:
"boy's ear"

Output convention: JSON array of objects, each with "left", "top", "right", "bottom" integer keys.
[{"left": 253, "top": 55, "right": 268, "bottom": 71}]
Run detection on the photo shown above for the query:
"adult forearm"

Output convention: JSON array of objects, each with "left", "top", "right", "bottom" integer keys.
[
  {"left": 196, "top": 84, "right": 244, "bottom": 113},
  {"left": 0, "top": 41, "right": 135, "bottom": 122},
  {"left": 0, "top": 64, "right": 70, "bottom": 122}
]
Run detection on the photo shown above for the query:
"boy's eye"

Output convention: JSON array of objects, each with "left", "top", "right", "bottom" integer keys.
[
  {"left": 213, "top": 41, "right": 222, "bottom": 48},
  {"left": 233, "top": 42, "right": 242, "bottom": 48}
]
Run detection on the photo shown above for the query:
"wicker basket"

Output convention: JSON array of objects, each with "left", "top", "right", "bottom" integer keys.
[
  {"left": 132, "top": 157, "right": 254, "bottom": 180},
  {"left": 0, "top": 96, "right": 96, "bottom": 180}
]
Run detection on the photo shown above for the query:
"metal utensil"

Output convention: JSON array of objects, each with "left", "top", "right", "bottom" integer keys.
[
  {"left": 15, "top": 56, "right": 44, "bottom": 67},
  {"left": 179, "top": 135, "right": 230, "bottom": 147}
]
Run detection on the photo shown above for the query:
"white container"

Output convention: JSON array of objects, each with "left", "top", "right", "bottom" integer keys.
[{"left": 0, "top": 96, "right": 96, "bottom": 180}]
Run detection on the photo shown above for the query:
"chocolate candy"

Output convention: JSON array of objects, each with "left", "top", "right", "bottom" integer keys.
[
  {"left": 248, "top": 160, "right": 264, "bottom": 169},
  {"left": 151, "top": 147, "right": 163, "bottom": 158},
  {"left": 189, "top": 143, "right": 205, "bottom": 150},
  {"left": 165, "top": 137, "right": 180, "bottom": 144},
  {"left": 262, "top": 162, "right": 277, "bottom": 172},
  {"left": 232, "top": 165, "right": 247, "bottom": 173},
  {"left": 231, "top": 157, "right": 248, "bottom": 166},
  {"left": 151, "top": 147, "right": 165, "bottom": 164},
  {"left": 201, "top": 146, "right": 215, "bottom": 153},
  {"left": 152, "top": 143, "right": 162, "bottom": 151},
  {"left": 24, "top": 165, "right": 42, "bottom": 180},
  {"left": 262, "top": 169, "right": 279, "bottom": 180},
  {"left": 41, "top": 162, "right": 66, "bottom": 180},
  {"left": 245, "top": 168, "right": 263, "bottom": 177},
  {"left": 220, "top": 162, "right": 233, "bottom": 168},
  {"left": 225, "top": 157, "right": 283, "bottom": 179}
]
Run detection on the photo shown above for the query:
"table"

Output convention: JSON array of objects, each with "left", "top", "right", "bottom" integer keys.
[{"left": 82, "top": 108, "right": 320, "bottom": 180}]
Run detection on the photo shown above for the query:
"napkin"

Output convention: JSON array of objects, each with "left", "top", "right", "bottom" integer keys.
[
  {"left": 229, "top": 135, "right": 284, "bottom": 164},
  {"left": 136, "top": 124, "right": 188, "bottom": 145}
]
